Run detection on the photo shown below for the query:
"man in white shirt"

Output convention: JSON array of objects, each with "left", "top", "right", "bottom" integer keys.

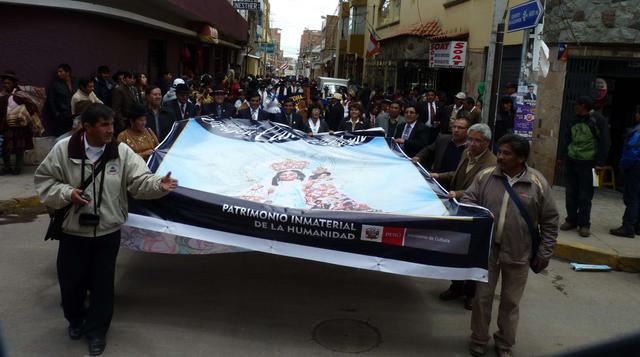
[{"left": 71, "top": 78, "right": 103, "bottom": 115}]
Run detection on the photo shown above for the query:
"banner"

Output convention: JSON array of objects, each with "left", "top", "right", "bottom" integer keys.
[
  {"left": 123, "top": 118, "right": 494, "bottom": 281},
  {"left": 429, "top": 41, "right": 467, "bottom": 69},
  {"left": 514, "top": 84, "right": 537, "bottom": 139}
]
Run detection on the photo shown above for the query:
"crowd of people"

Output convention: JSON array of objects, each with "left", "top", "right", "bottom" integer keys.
[{"left": 2, "top": 63, "right": 639, "bottom": 357}]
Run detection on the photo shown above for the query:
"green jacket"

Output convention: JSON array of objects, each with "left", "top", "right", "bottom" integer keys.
[{"left": 566, "top": 112, "right": 610, "bottom": 165}]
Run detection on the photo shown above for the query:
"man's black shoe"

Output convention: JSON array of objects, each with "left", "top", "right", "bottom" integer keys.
[
  {"left": 88, "top": 337, "right": 106, "bottom": 356},
  {"left": 67, "top": 325, "right": 83, "bottom": 340},
  {"left": 439, "top": 288, "right": 464, "bottom": 301},
  {"left": 610, "top": 227, "right": 635, "bottom": 238},
  {"left": 464, "top": 296, "right": 473, "bottom": 311}
]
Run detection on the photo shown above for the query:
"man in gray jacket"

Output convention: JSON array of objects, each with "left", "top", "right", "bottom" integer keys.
[
  {"left": 462, "top": 134, "right": 559, "bottom": 357},
  {"left": 35, "top": 103, "right": 178, "bottom": 356}
]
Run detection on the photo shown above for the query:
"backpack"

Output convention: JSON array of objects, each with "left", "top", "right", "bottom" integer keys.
[{"left": 567, "top": 115, "right": 599, "bottom": 161}]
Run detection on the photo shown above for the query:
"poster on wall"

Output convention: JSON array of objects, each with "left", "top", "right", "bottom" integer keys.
[
  {"left": 513, "top": 84, "right": 537, "bottom": 140},
  {"left": 429, "top": 41, "right": 467, "bottom": 69},
  {"left": 122, "top": 118, "right": 494, "bottom": 282}
]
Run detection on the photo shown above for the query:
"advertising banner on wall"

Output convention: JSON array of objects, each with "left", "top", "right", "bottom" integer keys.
[
  {"left": 429, "top": 41, "right": 467, "bottom": 69},
  {"left": 513, "top": 84, "right": 537, "bottom": 139},
  {"left": 123, "top": 118, "right": 493, "bottom": 281}
]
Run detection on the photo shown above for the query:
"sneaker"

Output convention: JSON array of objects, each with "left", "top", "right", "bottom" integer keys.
[
  {"left": 610, "top": 227, "right": 635, "bottom": 238},
  {"left": 560, "top": 221, "right": 577, "bottom": 231},
  {"left": 468, "top": 342, "right": 486, "bottom": 356},
  {"left": 578, "top": 227, "right": 591, "bottom": 237}
]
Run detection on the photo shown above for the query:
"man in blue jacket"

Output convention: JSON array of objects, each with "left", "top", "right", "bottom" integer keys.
[{"left": 610, "top": 108, "right": 640, "bottom": 238}]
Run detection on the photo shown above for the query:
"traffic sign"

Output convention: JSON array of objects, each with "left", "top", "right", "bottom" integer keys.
[{"left": 507, "top": 0, "right": 543, "bottom": 32}]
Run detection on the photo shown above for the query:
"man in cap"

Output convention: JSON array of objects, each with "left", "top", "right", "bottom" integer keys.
[
  {"left": 325, "top": 92, "right": 345, "bottom": 131},
  {"left": 201, "top": 86, "right": 235, "bottom": 119},
  {"left": 164, "top": 83, "right": 197, "bottom": 121},
  {"left": 162, "top": 78, "right": 185, "bottom": 106},
  {"left": 560, "top": 96, "right": 610, "bottom": 237},
  {"left": 444, "top": 92, "right": 467, "bottom": 133}
]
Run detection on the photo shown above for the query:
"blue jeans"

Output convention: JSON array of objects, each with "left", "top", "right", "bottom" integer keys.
[{"left": 622, "top": 164, "right": 640, "bottom": 233}]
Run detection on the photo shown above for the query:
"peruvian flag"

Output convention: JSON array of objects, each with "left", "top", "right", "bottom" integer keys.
[{"left": 366, "top": 31, "right": 380, "bottom": 58}]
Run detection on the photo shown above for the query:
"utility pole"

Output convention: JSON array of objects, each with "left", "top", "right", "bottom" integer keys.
[{"left": 482, "top": 0, "right": 509, "bottom": 129}]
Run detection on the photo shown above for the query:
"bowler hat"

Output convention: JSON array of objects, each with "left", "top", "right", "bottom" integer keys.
[
  {"left": 127, "top": 104, "right": 148, "bottom": 119},
  {"left": 0, "top": 70, "right": 18, "bottom": 82},
  {"left": 175, "top": 83, "right": 190, "bottom": 94}
]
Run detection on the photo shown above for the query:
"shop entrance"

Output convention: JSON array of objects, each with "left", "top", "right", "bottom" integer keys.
[{"left": 555, "top": 57, "right": 640, "bottom": 188}]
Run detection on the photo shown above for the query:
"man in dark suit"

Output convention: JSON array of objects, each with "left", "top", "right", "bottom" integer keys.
[
  {"left": 524, "top": 85, "right": 537, "bottom": 100},
  {"left": 111, "top": 71, "right": 138, "bottom": 132},
  {"left": 237, "top": 92, "right": 272, "bottom": 121},
  {"left": 201, "top": 86, "right": 235, "bottom": 119},
  {"left": 325, "top": 93, "right": 345, "bottom": 131},
  {"left": 432, "top": 123, "right": 496, "bottom": 310},
  {"left": 393, "top": 104, "right": 430, "bottom": 158},
  {"left": 48, "top": 63, "right": 77, "bottom": 135},
  {"left": 164, "top": 83, "right": 197, "bottom": 121},
  {"left": 272, "top": 98, "right": 304, "bottom": 130},
  {"left": 145, "top": 86, "right": 176, "bottom": 142},
  {"left": 417, "top": 89, "right": 447, "bottom": 144},
  {"left": 412, "top": 117, "right": 470, "bottom": 173}
]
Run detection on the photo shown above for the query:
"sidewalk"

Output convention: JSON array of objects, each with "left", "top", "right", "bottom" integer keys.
[{"left": 1, "top": 167, "right": 638, "bottom": 272}]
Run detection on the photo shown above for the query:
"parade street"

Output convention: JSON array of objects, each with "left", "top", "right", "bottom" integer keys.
[{"left": 1, "top": 213, "right": 639, "bottom": 357}]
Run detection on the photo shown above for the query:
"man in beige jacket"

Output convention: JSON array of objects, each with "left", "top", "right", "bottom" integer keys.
[
  {"left": 35, "top": 103, "right": 177, "bottom": 356},
  {"left": 432, "top": 123, "right": 497, "bottom": 310},
  {"left": 462, "top": 134, "right": 559, "bottom": 357}
]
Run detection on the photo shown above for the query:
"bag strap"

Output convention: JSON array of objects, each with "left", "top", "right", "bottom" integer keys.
[
  {"left": 54, "top": 157, "right": 109, "bottom": 217},
  {"left": 499, "top": 177, "right": 541, "bottom": 259}
]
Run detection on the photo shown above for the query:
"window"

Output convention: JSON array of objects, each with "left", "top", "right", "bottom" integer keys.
[
  {"left": 349, "top": 5, "right": 366, "bottom": 35},
  {"left": 378, "top": 0, "right": 400, "bottom": 27}
]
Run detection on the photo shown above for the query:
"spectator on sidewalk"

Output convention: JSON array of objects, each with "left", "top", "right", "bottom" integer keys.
[
  {"left": 71, "top": 78, "right": 103, "bottom": 116},
  {"left": 93, "top": 66, "right": 113, "bottom": 107},
  {"left": 463, "top": 134, "right": 559, "bottom": 357},
  {"left": 412, "top": 117, "right": 470, "bottom": 173},
  {"left": 494, "top": 96, "right": 515, "bottom": 144},
  {"left": 144, "top": 86, "right": 175, "bottom": 142},
  {"left": 610, "top": 107, "right": 640, "bottom": 238},
  {"left": 560, "top": 96, "right": 610, "bottom": 237},
  {"left": 133, "top": 73, "right": 147, "bottom": 106},
  {"left": 117, "top": 104, "right": 159, "bottom": 161},
  {"left": 417, "top": 89, "right": 446, "bottom": 144},
  {"left": 156, "top": 69, "right": 173, "bottom": 96},
  {"left": 34, "top": 103, "right": 177, "bottom": 356},
  {"left": 111, "top": 71, "right": 136, "bottom": 133},
  {"left": 162, "top": 78, "right": 185, "bottom": 106},
  {"left": 431, "top": 123, "right": 497, "bottom": 310},
  {"left": 0, "top": 70, "right": 43, "bottom": 175},
  {"left": 48, "top": 63, "right": 77, "bottom": 136}
]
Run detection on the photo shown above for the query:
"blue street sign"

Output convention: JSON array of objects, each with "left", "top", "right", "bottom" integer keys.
[{"left": 507, "top": 0, "right": 543, "bottom": 32}]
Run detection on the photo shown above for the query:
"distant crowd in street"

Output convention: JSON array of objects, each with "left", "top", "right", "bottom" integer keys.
[{"left": 1, "top": 62, "right": 639, "bottom": 357}]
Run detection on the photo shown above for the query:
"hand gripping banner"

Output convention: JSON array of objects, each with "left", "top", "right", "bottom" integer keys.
[{"left": 123, "top": 117, "right": 494, "bottom": 282}]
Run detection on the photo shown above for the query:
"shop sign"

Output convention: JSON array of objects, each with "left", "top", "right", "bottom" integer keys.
[
  {"left": 233, "top": 0, "right": 261, "bottom": 11},
  {"left": 429, "top": 41, "right": 467, "bottom": 69}
]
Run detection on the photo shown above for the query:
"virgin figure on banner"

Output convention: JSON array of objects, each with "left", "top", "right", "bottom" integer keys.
[{"left": 238, "top": 159, "right": 377, "bottom": 212}]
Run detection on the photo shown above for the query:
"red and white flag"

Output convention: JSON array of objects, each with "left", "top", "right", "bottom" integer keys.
[{"left": 366, "top": 31, "right": 380, "bottom": 58}]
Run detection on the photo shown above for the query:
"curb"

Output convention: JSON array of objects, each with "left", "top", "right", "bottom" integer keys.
[
  {"left": 0, "top": 195, "right": 43, "bottom": 214},
  {"left": 554, "top": 240, "right": 640, "bottom": 273}
]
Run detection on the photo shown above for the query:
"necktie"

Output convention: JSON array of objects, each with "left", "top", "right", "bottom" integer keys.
[
  {"left": 217, "top": 105, "right": 222, "bottom": 118},
  {"left": 180, "top": 103, "right": 185, "bottom": 119},
  {"left": 287, "top": 114, "right": 292, "bottom": 126},
  {"left": 430, "top": 103, "right": 436, "bottom": 126},
  {"left": 402, "top": 123, "right": 412, "bottom": 141}
]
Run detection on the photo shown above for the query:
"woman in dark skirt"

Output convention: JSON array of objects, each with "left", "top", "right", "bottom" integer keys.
[{"left": 0, "top": 70, "right": 40, "bottom": 175}]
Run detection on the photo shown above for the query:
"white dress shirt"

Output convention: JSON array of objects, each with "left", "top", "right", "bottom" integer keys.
[{"left": 84, "top": 134, "right": 105, "bottom": 164}]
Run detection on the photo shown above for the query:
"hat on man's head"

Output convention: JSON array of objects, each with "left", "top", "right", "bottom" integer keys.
[
  {"left": 455, "top": 92, "right": 466, "bottom": 100},
  {"left": 332, "top": 92, "right": 343, "bottom": 101},
  {"left": 0, "top": 70, "right": 18, "bottom": 82},
  {"left": 574, "top": 95, "right": 594, "bottom": 110},
  {"left": 127, "top": 104, "right": 148, "bottom": 119},
  {"left": 213, "top": 85, "right": 227, "bottom": 95},
  {"left": 175, "top": 83, "right": 190, "bottom": 94},
  {"left": 172, "top": 78, "right": 185, "bottom": 88}
]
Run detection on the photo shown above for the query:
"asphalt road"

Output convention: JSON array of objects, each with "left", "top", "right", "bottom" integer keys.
[{"left": 1, "top": 213, "right": 639, "bottom": 357}]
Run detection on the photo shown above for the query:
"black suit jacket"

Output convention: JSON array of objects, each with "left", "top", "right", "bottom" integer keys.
[
  {"left": 238, "top": 107, "right": 272, "bottom": 121},
  {"left": 302, "top": 118, "right": 330, "bottom": 134},
  {"left": 146, "top": 107, "right": 176, "bottom": 142},
  {"left": 164, "top": 99, "right": 197, "bottom": 121},
  {"left": 325, "top": 103, "right": 345, "bottom": 131},
  {"left": 272, "top": 111, "right": 305, "bottom": 130},
  {"left": 394, "top": 121, "right": 430, "bottom": 158},
  {"left": 337, "top": 118, "right": 369, "bottom": 132},
  {"left": 414, "top": 134, "right": 456, "bottom": 171},
  {"left": 417, "top": 101, "right": 447, "bottom": 129},
  {"left": 202, "top": 102, "right": 236, "bottom": 119}
]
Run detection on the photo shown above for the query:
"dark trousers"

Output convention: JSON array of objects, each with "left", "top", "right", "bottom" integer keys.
[
  {"left": 565, "top": 159, "right": 594, "bottom": 228},
  {"left": 450, "top": 280, "right": 476, "bottom": 298},
  {"left": 622, "top": 165, "right": 640, "bottom": 233},
  {"left": 57, "top": 230, "right": 121, "bottom": 339}
]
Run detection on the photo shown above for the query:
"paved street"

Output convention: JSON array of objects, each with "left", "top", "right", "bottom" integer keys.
[{"left": 1, "top": 213, "right": 639, "bottom": 357}]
